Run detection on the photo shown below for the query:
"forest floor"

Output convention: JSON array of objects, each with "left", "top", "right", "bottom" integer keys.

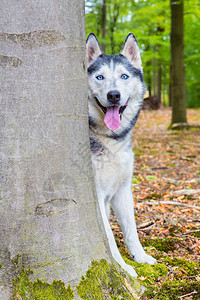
[{"left": 110, "top": 108, "right": 200, "bottom": 300}]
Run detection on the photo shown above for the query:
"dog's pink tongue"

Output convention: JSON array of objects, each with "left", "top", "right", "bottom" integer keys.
[{"left": 104, "top": 106, "right": 121, "bottom": 131}]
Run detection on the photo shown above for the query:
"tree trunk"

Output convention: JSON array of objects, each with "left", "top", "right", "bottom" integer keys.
[
  {"left": 170, "top": 0, "right": 187, "bottom": 125},
  {"left": 157, "top": 64, "right": 162, "bottom": 105},
  {"left": 0, "top": 1, "right": 141, "bottom": 299},
  {"left": 152, "top": 52, "right": 161, "bottom": 106},
  {"left": 109, "top": 3, "right": 120, "bottom": 54},
  {"left": 152, "top": 56, "right": 157, "bottom": 97},
  {"left": 101, "top": 0, "right": 107, "bottom": 52}
]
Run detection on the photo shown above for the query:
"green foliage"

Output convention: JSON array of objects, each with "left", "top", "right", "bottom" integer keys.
[
  {"left": 13, "top": 269, "right": 74, "bottom": 300},
  {"left": 185, "top": 0, "right": 200, "bottom": 107},
  {"left": 85, "top": 0, "right": 200, "bottom": 108}
]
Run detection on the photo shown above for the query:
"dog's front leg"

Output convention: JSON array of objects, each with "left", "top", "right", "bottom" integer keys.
[
  {"left": 111, "top": 180, "right": 156, "bottom": 264},
  {"left": 96, "top": 187, "right": 138, "bottom": 277}
]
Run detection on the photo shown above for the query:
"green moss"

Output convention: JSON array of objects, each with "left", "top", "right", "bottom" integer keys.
[
  {"left": 145, "top": 175, "right": 157, "bottom": 181},
  {"left": 123, "top": 258, "right": 168, "bottom": 285},
  {"left": 168, "top": 163, "right": 176, "bottom": 167},
  {"left": 133, "top": 149, "right": 145, "bottom": 156},
  {"left": 13, "top": 269, "right": 74, "bottom": 300},
  {"left": 123, "top": 255, "right": 200, "bottom": 299},
  {"left": 76, "top": 259, "right": 139, "bottom": 299},
  {"left": 163, "top": 257, "right": 199, "bottom": 277},
  {"left": 192, "top": 230, "right": 200, "bottom": 238},
  {"left": 145, "top": 280, "right": 200, "bottom": 300},
  {"left": 145, "top": 193, "right": 162, "bottom": 200},
  {"left": 142, "top": 237, "right": 177, "bottom": 253},
  {"left": 13, "top": 260, "right": 142, "bottom": 300},
  {"left": 132, "top": 177, "right": 140, "bottom": 184}
]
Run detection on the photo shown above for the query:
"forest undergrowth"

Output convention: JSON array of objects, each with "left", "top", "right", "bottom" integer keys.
[{"left": 110, "top": 108, "right": 200, "bottom": 300}]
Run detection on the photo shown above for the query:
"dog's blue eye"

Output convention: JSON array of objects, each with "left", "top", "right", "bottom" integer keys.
[
  {"left": 121, "top": 74, "right": 129, "bottom": 80},
  {"left": 96, "top": 75, "right": 104, "bottom": 80}
]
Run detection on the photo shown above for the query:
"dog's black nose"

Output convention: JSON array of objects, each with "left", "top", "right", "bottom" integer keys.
[{"left": 107, "top": 90, "right": 121, "bottom": 104}]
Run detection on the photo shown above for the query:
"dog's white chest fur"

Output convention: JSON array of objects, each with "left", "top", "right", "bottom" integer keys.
[{"left": 91, "top": 138, "right": 133, "bottom": 198}]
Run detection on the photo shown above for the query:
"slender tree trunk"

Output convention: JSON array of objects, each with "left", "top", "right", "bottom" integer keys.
[
  {"left": 156, "top": 27, "right": 164, "bottom": 106},
  {"left": 147, "top": 67, "right": 152, "bottom": 97},
  {"left": 152, "top": 52, "right": 161, "bottom": 105},
  {"left": 101, "top": 0, "right": 107, "bottom": 52},
  {"left": 152, "top": 56, "right": 157, "bottom": 96},
  {"left": 157, "top": 64, "right": 162, "bottom": 105},
  {"left": 109, "top": 3, "right": 120, "bottom": 54},
  {"left": 170, "top": 0, "right": 187, "bottom": 125},
  {"left": 145, "top": 43, "right": 152, "bottom": 97},
  {"left": 169, "top": 65, "right": 172, "bottom": 107}
]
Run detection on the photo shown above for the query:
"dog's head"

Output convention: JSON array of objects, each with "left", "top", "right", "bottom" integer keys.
[{"left": 86, "top": 33, "right": 145, "bottom": 134}]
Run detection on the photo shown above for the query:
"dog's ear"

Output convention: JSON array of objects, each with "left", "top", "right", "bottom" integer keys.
[
  {"left": 86, "top": 33, "right": 102, "bottom": 66},
  {"left": 121, "top": 33, "right": 142, "bottom": 70}
]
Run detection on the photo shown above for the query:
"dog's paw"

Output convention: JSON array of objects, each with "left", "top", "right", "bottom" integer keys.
[
  {"left": 134, "top": 253, "right": 157, "bottom": 265},
  {"left": 121, "top": 262, "right": 138, "bottom": 278}
]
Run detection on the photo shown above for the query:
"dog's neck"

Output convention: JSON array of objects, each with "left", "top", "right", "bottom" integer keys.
[{"left": 89, "top": 124, "right": 132, "bottom": 156}]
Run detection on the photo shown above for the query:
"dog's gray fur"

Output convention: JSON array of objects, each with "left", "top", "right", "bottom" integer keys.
[{"left": 86, "top": 33, "right": 156, "bottom": 277}]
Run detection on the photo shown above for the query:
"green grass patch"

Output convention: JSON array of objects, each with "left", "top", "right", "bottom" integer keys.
[
  {"left": 145, "top": 175, "right": 157, "bottom": 181},
  {"left": 145, "top": 193, "right": 162, "bottom": 200},
  {"left": 123, "top": 257, "right": 168, "bottom": 285},
  {"left": 164, "top": 257, "right": 199, "bottom": 277},
  {"left": 123, "top": 251, "right": 200, "bottom": 300},
  {"left": 168, "top": 163, "right": 176, "bottom": 167},
  {"left": 142, "top": 237, "right": 177, "bottom": 253},
  {"left": 133, "top": 148, "right": 145, "bottom": 156},
  {"left": 141, "top": 165, "right": 149, "bottom": 170},
  {"left": 132, "top": 177, "right": 140, "bottom": 184},
  {"left": 145, "top": 280, "right": 200, "bottom": 300},
  {"left": 192, "top": 230, "right": 200, "bottom": 238}
]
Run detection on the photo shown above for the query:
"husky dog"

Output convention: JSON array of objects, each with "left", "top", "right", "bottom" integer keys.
[{"left": 86, "top": 33, "right": 156, "bottom": 277}]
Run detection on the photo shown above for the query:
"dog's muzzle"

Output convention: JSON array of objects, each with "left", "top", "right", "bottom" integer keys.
[{"left": 94, "top": 96, "right": 129, "bottom": 119}]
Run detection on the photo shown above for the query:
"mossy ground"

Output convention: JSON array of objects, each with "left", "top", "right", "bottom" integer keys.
[{"left": 117, "top": 237, "right": 200, "bottom": 300}]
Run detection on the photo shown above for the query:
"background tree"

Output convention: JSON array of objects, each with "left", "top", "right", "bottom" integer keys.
[
  {"left": 0, "top": 0, "right": 139, "bottom": 298},
  {"left": 170, "top": 0, "right": 187, "bottom": 125},
  {"left": 101, "top": 0, "right": 107, "bottom": 51}
]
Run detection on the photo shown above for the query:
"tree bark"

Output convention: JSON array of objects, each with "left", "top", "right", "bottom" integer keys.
[
  {"left": 0, "top": 1, "right": 112, "bottom": 298},
  {"left": 170, "top": 0, "right": 187, "bottom": 124}
]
